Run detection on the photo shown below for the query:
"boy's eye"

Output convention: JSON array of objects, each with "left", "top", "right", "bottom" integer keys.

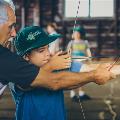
[
  {"left": 38, "top": 50, "right": 44, "bottom": 53},
  {"left": 36, "top": 49, "right": 45, "bottom": 53}
]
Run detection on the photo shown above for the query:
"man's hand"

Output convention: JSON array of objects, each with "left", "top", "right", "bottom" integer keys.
[
  {"left": 93, "top": 64, "right": 116, "bottom": 85},
  {"left": 110, "top": 65, "right": 120, "bottom": 76},
  {"left": 42, "top": 51, "right": 71, "bottom": 72},
  {"left": 49, "top": 51, "right": 71, "bottom": 71}
]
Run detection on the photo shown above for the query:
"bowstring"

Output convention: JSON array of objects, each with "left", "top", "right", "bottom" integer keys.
[{"left": 70, "top": 0, "right": 87, "bottom": 120}]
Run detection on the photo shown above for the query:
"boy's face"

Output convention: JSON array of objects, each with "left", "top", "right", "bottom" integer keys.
[
  {"left": 26, "top": 45, "right": 50, "bottom": 67},
  {"left": 72, "top": 31, "right": 81, "bottom": 40}
]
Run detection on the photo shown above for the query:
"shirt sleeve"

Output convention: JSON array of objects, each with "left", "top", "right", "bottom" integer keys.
[{"left": 0, "top": 46, "right": 39, "bottom": 87}]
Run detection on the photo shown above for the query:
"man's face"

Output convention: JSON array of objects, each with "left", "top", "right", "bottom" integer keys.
[
  {"left": 0, "top": 6, "right": 16, "bottom": 44},
  {"left": 26, "top": 45, "right": 51, "bottom": 67},
  {"left": 47, "top": 26, "right": 54, "bottom": 34}
]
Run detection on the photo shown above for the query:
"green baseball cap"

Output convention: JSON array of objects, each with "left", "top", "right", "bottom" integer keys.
[{"left": 14, "top": 26, "right": 62, "bottom": 56}]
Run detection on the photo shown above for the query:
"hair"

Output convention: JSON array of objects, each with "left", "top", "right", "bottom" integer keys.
[
  {"left": 47, "top": 23, "right": 58, "bottom": 30},
  {"left": 0, "top": 0, "right": 15, "bottom": 24}
]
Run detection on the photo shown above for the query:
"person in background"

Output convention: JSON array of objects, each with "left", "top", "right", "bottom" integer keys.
[
  {"left": 67, "top": 26, "right": 92, "bottom": 102},
  {"left": 47, "top": 23, "right": 62, "bottom": 55}
]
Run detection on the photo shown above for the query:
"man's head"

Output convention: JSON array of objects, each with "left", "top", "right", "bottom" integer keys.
[
  {"left": 14, "top": 26, "right": 62, "bottom": 67},
  {"left": 0, "top": 0, "right": 16, "bottom": 45},
  {"left": 47, "top": 23, "right": 57, "bottom": 34}
]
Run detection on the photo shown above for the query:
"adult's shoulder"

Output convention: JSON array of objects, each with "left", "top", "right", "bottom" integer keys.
[{"left": 0, "top": 44, "right": 40, "bottom": 86}]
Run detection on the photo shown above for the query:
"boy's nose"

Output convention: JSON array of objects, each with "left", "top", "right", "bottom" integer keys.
[{"left": 46, "top": 51, "right": 51, "bottom": 58}]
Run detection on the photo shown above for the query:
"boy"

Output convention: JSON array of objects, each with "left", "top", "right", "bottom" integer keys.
[{"left": 10, "top": 26, "right": 71, "bottom": 120}]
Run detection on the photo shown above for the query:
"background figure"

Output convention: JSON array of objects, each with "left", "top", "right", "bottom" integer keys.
[
  {"left": 47, "top": 23, "right": 62, "bottom": 55},
  {"left": 67, "top": 26, "right": 92, "bottom": 102}
]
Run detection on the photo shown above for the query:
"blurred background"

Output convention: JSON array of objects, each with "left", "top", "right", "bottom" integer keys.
[{"left": 0, "top": 0, "right": 120, "bottom": 120}]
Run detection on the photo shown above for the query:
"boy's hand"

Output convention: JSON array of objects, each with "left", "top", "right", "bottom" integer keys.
[
  {"left": 49, "top": 51, "right": 71, "bottom": 71},
  {"left": 93, "top": 64, "right": 116, "bottom": 85}
]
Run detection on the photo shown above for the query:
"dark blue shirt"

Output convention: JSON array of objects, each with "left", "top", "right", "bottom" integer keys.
[
  {"left": 0, "top": 45, "right": 39, "bottom": 87},
  {"left": 10, "top": 84, "right": 66, "bottom": 120},
  {"left": 10, "top": 61, "right": 82, "bottom": 120}
]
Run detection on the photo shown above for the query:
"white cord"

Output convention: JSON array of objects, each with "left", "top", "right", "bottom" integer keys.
[
  {"left": 78, "top": 97, "right": 87, "bottom": 120},
  {"left": 104, "top": 99, "right": 117, "bottom": 120},
  {"left": 71, "top": 0, "right": 87, "bottom": 119}
]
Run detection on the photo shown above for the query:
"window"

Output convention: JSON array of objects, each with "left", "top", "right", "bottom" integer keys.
[
  {"left": 65, "top": 0, "right": 89, "bottom": 17},
  {"left": 64, "top": 0, "right": 114, "bottom": 18},
  {"left": 91, "top": 0, "right": 114, "bottom": 17},
  {"left": 4, "top": 0, "right": 11, "bottom": 3}
]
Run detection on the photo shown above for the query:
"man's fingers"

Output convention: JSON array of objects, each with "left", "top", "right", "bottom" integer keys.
[
  {"left": 98, "top": 63, "right": 111, "bottom": 68},
  {"left": 61, "top": 54, "right": 71, "bottom": 59},
  {"left": 55, "top": 51, "right": 63, "bottom": 56},
  {"left": 110, "top": 72, "right": 116, "bottom": 79},
  {"left": 64, "top": 59, "right": 72, "bottom": 63},
  {"left": 68, "top": 49, "right": 71, "bottom": 55}
]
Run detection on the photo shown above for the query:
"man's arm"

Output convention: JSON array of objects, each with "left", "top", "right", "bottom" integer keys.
[
  {"left": 0, "top": 46, "right": 115, "bottom": 89},
  {"left": 31, "top": 69, "right": 94, "bottom": 90},
  {"left": 0, "top": 46, "right": 71, "bottom": 87},
  {"left": 31, "top": 64, "right": 115, "bottom": 90}
]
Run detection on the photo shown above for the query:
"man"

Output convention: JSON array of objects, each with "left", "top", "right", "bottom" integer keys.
[{"left": 0, "top": 0, "right": 116, "bottom": 96}]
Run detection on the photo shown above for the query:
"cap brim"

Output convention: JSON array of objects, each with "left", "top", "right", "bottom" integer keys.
[
  {"left": 39, "top": 33, "right": 62, "bottom": 47},
  {"left": 20, "top": 34, "right": 62, "bottom": 56},
  {"left": 48, "top": 34, "right": 62, "bottom": 42}
]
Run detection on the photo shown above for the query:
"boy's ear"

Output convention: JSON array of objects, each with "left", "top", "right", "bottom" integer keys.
[{"left": 23, "top": 54, "right": 30, "bottom": 61}]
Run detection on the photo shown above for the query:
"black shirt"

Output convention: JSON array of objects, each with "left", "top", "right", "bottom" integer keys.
[{"left": 0, "top": 45, "right": 39, "bottom": 87}]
